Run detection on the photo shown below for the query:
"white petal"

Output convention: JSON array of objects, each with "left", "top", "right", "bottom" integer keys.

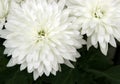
[
  {"left": 91, "top": 34, "right": 97, "bottom": 45},
  {"left": 58, "top": 0, "right": 66, "bottom": 10},
  {"left": 109, "top": 36, "right": 116, "bottom": 47},
  {"left": 7, "top": 58, "right": 17, "bottom": 67},
  {"left": 87, "top": 37, "right": 92, "bottom": 50},
  {"left": 27, "top": 63, "right": 34, "bottom": 73},
  {"left": 100, "top": 43, "right": 108, "bottom": 56},
  {"left": 64, "top": 60, "right": 74, "bottom": 68},
  {"left": 33, "top": 70, "right": 39, "bottom": 80},
  {"left": 20, "top": 62, "right": 27, "bottom": 71}
]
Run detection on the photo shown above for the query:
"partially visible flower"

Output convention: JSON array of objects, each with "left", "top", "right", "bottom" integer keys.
[
  {"left": 67, "top": 0, "right": 120, "bottom": 55},
  {"left": 1, "top": 0, "right": 86, "bottom": 80},
  {"left": 13, "top": 0, "right": 26, "bottom": 4},
  {"left": 0, "top": 0, "right": 11, "bottom": 29},
  {"left": 13, "top": 0, "right": 57, "bottom": 4}
]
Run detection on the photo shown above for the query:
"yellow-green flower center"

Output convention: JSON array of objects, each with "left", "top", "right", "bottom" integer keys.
[
  {"left": 36, "top": 30, "right": 46, "bottom": 42},
  {"left": 93, "top": 8, "right": 105, "bottom": 19},
  {"left": 38, "top": 30, "right": 45, "bottom": 37}
]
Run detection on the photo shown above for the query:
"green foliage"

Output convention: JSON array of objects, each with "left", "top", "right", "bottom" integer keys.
[{"left": 0, "top": 39, "right": 120, "bottom": 84}]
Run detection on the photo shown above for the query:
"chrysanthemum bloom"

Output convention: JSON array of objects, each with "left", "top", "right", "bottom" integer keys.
[
  {"left": 0, "top": 0, "right": 10, "bottom": 29},
  {"left": 1, "top": 0, "right": 86, "bottom": 80},
  {"left": 67, "top": 0, "right": 120, "bottom": 55}
]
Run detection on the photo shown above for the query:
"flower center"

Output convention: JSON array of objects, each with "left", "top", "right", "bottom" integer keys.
[
  {"left": 36, "top": 30, "right": 47, "bottom": 43},
  {"left": 37, "top": 30, "right": 46, "bottom": 40},
  {"left": 38, "top": 30, "right": 45, "bottom": 37},
  {"left": 93, "top": 8, "right": 105, "bottom": 19}
]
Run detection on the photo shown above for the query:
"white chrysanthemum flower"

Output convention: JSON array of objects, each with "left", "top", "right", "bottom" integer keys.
[
  {"left": 67, "top": 0, "right": 120, "bottom": 55},
  {"left": 1, "top": 0, "right": 86, "bottom": 80},
  {"left": 0, "top": 0, "right": 10, "bottom": 29}
]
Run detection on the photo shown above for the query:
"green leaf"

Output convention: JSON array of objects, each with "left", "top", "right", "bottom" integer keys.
[
  {"left": 78, "top": 46, "right": 113, "bottom": 70},
  {"left": 5, "top": 69, "right": 31, "bottom": 84},
  {"left": 51, "top": 65, "right": 96, "bottom": 84},
  {"left": 84, "top": 65, "right": 120, "bottom": 84},
  {"left": 104, "top": 65, "right": 120, "bottom": 84}
]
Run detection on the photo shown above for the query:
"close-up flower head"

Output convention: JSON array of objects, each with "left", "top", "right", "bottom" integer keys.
[
  {"left": 67, "top": 0, "right": 120, "bottom": 55},
  {"left": 0, "top": 0, "right": 11, "bottom": 29},
  {"left": 0, "top": 0, "right": 85, "bottom": 80}
]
